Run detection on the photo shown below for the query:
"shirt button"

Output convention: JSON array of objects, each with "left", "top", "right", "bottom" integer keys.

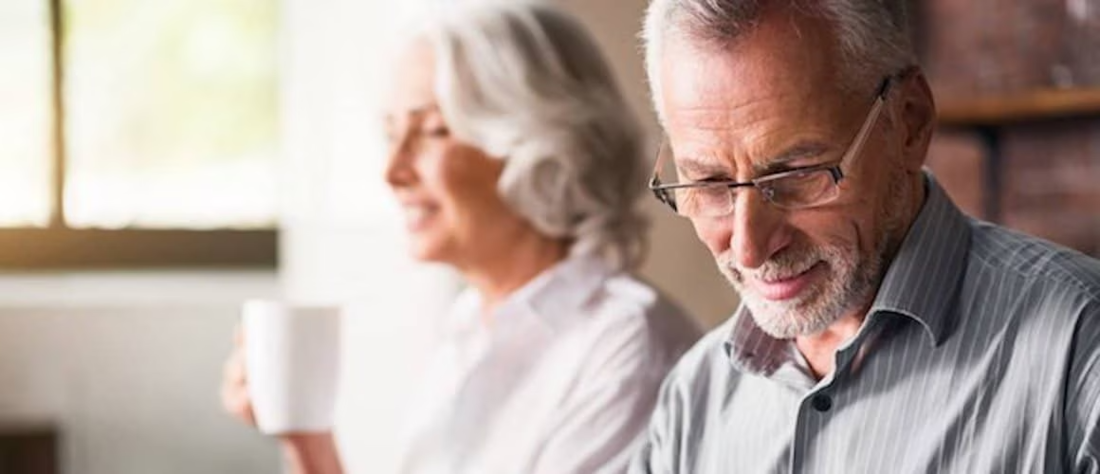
[{"left": 811, "top": 394, "right": 833, "bottom": 412}]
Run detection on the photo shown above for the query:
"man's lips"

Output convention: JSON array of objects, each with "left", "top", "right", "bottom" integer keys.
[{"left": 750, "top": 262, "right": 824, "bottom": 301}]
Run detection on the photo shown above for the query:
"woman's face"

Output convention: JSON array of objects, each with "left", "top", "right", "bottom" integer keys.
[{"left": 383, "top": 40, "right": 527, "bottom": 267}]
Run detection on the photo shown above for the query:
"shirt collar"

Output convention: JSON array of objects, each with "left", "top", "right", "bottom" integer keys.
[
  {"left": 868, "top": 172, "right": 971, "bottom": 347},
  {"left": 723, "top": 306, "right": 799, "bottom": 377},
  {"left": 447, "top": 255, "right": 615, "bottom": 339},
  {"left": 723, "top": 172, "right": 972, "bottom": 373},
  {"left": 515, "top": 254, "right": 613, "bottom": 333}
]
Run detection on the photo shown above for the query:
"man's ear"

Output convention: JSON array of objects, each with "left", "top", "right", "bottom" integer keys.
[{"left": 897, "top": 68, "right": 936, "bottom": 172}]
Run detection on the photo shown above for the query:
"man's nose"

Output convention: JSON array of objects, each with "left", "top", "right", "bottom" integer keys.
[{"left": 729, "top": 189, "right": 790, "bottom": 270}]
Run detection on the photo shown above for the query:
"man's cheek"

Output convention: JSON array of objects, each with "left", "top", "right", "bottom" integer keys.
[{"left": 692, "top": 220, "right": 730, "bottom": 256}]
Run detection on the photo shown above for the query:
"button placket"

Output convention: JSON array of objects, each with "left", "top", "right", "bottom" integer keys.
[
  {"left": 790, "top": 383, "right": 839, "bottom": 473},
  {"left": 810, "top": 393, "right": 833, "bottom": 412}
]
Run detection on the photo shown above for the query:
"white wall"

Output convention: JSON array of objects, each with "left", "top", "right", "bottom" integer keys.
[{"left": 0, "top": 272, "right": 282, "bottom": 474}]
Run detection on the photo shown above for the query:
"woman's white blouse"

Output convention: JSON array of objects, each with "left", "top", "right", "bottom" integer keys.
[{"left": 397, "top": 255, "right": 700, "bottom": 474}]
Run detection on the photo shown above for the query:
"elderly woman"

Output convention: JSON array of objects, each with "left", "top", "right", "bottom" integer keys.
[{"left": 221, "top": 1, "right": 699, "bottom": 473}]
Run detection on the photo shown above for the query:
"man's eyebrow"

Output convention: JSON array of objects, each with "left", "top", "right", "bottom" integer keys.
[
  {"left": 755, "top": 141, "right": 832, "bottom": 174},
  {"left": 676, "top": 156, "right": 730, "bottom": 177},
  {"left": 671, "top": 141, "right": 832, "bottom": 180}
]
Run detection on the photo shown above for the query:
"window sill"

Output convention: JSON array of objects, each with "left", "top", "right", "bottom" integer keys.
[{"left": 0, "top": 228, "right": 276, "bottom": 269}]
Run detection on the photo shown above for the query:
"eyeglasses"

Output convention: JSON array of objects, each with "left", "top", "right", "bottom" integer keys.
[{"left": 649, "top": 76, "right": 896, "bottom": 218}]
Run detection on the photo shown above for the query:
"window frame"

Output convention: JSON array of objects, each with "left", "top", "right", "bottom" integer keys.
[{"left": 12, "top": 0, "right": 278, "bottom": 269}]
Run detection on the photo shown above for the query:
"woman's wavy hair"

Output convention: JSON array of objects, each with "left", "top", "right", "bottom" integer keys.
[{"left": 417, "top": 0, "right": 649, "bottom": 272}]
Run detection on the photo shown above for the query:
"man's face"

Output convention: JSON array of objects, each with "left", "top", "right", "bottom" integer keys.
[{"left": 658, "top": 11, "right": 917, "bottom": 339}]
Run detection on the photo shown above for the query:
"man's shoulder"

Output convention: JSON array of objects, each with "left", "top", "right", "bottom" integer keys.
[{"left": 967, "top": 218, "right": 1100, "bottom": 301}]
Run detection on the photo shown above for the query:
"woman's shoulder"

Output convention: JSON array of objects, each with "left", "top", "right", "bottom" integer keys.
[
  {"left": 595, "top": 271, "right": 695, "bottom": 323},
  {"left": 578, "top": 271, "right": 702, "bottom": 365}
]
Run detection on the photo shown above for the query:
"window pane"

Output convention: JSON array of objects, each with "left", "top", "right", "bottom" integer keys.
[
  {"left": 0, "top": 0, "right": 53, "bottom": 227},
  {"left": 64, "top": 0, "right": 278, "bottom": 229}
]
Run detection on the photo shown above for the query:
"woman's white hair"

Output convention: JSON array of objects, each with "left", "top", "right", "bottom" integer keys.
[
  {"left": 643, "top": 0, "right": 918, "bottom": 122},
  {"left": 417, "top": 0, "right": 649, "bottom": 271}
]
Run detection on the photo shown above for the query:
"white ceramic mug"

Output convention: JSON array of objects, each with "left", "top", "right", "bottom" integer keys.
[{"left": 241, "top": 300, "right": 342, "bottom": 434}]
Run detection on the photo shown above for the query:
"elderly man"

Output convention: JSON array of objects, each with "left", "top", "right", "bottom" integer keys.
[{"left": 632, "top": 0, "right": 1100, "bottom": 472}]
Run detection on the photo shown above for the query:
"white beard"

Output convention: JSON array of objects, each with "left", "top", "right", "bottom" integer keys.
[{"left": 717, "top": 237, "right": 884, "bottom": 339}]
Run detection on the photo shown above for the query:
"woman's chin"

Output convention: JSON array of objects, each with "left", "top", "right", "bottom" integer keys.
[
  {"left": 407, "top": 244, "right": 437, "bottom": 263},
  {"left": 406, "top": 236, "right": 450, "bottom": 264}
]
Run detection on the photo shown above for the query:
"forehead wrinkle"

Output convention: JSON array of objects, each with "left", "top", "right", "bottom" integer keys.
[
  {"left": 662, "top": 47, "right": 857, "bottom": 180},
  {"left": 670, "top": 96, "right": 780, "bottom": 153},
  {"left": 676, "top": 109, "right": 822, "bottom": 169},
  {"left": 673, "top": 120, "right": 841, "bottom": 182}
]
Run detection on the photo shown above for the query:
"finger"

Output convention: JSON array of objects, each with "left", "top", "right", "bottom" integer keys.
[
  {"left": 223, "top": 349, "right": 249, "bottom": 381},
  {"left": 222, "top": 355, "right": 244, "bottom": 383},
  {"left": 221, "top": 384, "right": 256, "bottom": 426},
  {"left": 221, "top": 371, "right": 246, "bottom": 401},
  {"left": 220, "top": 383, "right": 243, "bottom": 414},
  {"left": 241, "top": 402, "right": 256, "bottom": 426},
  {"left": 232, "top": 393, "right": 256, "bottom": 426}
]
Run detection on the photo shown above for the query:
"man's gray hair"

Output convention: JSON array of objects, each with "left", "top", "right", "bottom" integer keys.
[
  {"left": 420, "top": 0, "right": 649, "bottom": 271},
  {"left": 643, "top": 0, "right": 918, "bottom": 121}
]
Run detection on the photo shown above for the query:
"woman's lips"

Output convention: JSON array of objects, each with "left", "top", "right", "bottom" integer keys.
[
  {"left": 751, "top": 262, "right": 823, "bottom": 301},
  {"left": 403, "top": 204, "right": 438, "bottom": 232}
]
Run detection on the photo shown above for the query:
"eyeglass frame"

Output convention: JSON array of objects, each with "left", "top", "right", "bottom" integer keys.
[{"left": 648, "top": 74, "right": 898, "bottom": 217}]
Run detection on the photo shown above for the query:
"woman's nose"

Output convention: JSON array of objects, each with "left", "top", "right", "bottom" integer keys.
[{"left": 384, "top": 131, "right": 416, "bottom": 187}]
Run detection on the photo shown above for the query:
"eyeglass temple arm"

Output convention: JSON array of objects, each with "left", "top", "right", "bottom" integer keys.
[{"left": 839, "top": 78, "right": 894, "bottom": 170}]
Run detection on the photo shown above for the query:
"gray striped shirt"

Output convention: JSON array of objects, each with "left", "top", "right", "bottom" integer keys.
[{"left": 631, "top": 175, "right": 1100, "bottom": 473}]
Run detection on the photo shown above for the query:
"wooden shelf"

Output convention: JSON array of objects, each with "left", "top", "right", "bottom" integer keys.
[{"left": 936, "top": 87, "right": 1100, "bottom": 127}]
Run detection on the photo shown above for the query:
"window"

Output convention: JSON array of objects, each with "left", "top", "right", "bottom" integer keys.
[{"left": 0, "top": 0, "right": 278, "bottom": 268}]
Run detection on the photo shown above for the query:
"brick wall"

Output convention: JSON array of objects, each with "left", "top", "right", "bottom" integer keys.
[
  {"left": 919, "top": 0, "right": 1100, "bottom": 257},
  {"left": 919, "top": 0, "right": 1099, "bottom": 95},
  {"left": 1000, "top": 120, "right": 1100, "bottom": 255}
]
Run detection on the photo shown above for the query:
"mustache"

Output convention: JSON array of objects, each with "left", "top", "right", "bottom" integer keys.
[{"left": 719, "top": 246, "right": 826, "bottom": 283}]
